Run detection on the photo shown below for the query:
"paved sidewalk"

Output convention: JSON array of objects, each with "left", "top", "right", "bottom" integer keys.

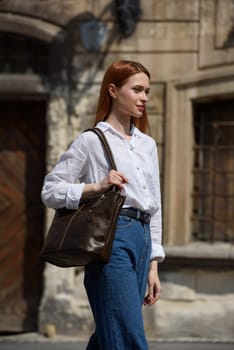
[
  {"left": 0, "top": 333, "right": 234, "bottom": 350},
  {"left": 1, "top": 340, "right": 234, "bottom": 350}
]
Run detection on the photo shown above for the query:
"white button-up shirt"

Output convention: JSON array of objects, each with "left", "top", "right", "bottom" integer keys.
[{"left": 41, "top": 121, "right": 165, "bottom": 262}]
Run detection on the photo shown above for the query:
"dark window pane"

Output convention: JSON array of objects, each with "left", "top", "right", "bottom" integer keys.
[{"left": 0, "top": 33, "right": 48, "bottom": 75}]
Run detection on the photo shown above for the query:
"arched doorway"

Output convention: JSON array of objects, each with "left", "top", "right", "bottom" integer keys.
[{"left": 0, "top": 32, "right": 48, "bottom": 332}]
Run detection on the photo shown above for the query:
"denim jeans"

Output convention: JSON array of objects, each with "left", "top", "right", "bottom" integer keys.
[{"left": 84, "top": 215, "right": 151, "bottom": 350}]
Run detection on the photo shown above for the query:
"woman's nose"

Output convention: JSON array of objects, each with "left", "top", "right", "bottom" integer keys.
[{"left": 141, "top": 91, "right": 148, "bottom": 102}]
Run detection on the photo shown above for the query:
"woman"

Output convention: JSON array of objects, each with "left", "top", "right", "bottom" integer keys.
[{"left": 41, "top": 60, "right": 165, "bottom": 350}]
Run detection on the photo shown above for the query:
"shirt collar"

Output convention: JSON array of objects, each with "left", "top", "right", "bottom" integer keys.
[{"left": 95, "top": 121, "right": 142, "bottom": 140}]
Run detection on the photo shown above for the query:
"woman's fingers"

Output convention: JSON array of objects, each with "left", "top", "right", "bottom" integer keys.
[
  {"left": 108, "top": 170, "right": 128, "bottom": 189},
  {"left": 144, "top": 270, "right": 162, "bottom": 306},
  {"left": 144, "top": 285, "right": 159, "bottom": 306},
  {"left": 99, "top": 170, "right": 128, "bottom": 191}
]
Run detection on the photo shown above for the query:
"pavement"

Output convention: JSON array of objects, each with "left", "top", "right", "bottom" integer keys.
[{"left": 0, "top": 333, "right": 234, "bottom": 350}]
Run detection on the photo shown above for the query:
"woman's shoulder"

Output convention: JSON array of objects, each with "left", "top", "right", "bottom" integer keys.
[
  {"left": 64, "top": 130, "right": 99, "bottom": 154},
  {"left": 82, "top": 128, "right": 107, "bottom": 146},
  {"left": 134, "top": 127, "right": 157, "bottom": 148},
  {"left": 73, "top": 129, "right": 99, "bottom": 144}
]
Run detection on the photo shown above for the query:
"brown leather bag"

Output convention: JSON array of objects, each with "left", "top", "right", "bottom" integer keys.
[{"left": 40, "top": 128, "right": 126, "bottom": 267}]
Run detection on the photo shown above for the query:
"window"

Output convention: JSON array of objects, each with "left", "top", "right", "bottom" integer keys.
[
  {"left": 192, "top": 100, "right": 234, "bottom": 242},
  {"left": 0, "top": 33, "right": 48, "bottom": 75}
]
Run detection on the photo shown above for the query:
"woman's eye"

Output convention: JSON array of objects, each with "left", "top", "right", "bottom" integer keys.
[
  {"left": 132, "top": 87, "right": 150, "bottom": 94},
  {"left": 133, "top": 88, "right": 141, "bottom": 93}
]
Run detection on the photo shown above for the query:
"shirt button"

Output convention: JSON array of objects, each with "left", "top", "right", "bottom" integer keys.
[{"left": 143, "top": 186, "right": 146, "bottom": 190}]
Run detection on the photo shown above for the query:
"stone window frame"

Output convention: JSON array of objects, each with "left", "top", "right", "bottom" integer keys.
[
  {"left": 0, "top": 12, "right": 59, "bottom": 44},
  {"left": 0, "top": 12, "right": 59, "bottom": 98},
  {"left": 163, "top": 69, "right": 234, "bottom": 260}
]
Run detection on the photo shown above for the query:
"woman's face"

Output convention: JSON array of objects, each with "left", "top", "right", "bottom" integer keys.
[{"left": 110, "top": 72, "right": 150, "bottom": 119}]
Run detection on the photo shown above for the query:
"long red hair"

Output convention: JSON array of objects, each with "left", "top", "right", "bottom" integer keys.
[{"left": 93, "top": 60, "right": 151, "bottom": 134}]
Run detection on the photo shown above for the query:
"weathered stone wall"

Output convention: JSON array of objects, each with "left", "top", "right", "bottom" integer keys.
[
  {"left": 153, "top": 267, "right": 234, "bottom": 339},
  {"left": 0, "top": 0, "right": 234, "bottom": 340}
]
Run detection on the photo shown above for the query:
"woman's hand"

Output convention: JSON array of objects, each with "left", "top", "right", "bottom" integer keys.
[
  {"left": 144, "top": 260, "right": 162, "bottom": 306},
  {"left": 81, "top": 170, "right": 128, "bottom": 199},
  {"left": 99, "top": 169, "right": 128, "bottom": 192}
]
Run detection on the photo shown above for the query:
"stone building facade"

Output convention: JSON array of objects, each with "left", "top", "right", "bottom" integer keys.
[{"left": 0, "top": 0, "right": 233, "bottom": 340}]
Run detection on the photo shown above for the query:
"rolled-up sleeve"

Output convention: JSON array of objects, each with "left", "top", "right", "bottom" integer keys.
[
  {"left": 150, "top": 209, "right": 165, "bottom": 262},
  {"left": 41, "top": 134, "right": 88, "bottom": 209}
]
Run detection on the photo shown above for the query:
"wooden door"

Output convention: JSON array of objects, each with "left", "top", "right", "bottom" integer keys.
[{"left": 0, "top": 100, "right": 46, "bottom": 331}]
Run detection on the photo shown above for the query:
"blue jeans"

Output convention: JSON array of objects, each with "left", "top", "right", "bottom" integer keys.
[{"left": 84, "top": 215, "right": 151, "bottom": 350}]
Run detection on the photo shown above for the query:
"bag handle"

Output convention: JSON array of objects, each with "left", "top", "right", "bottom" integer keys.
[{"left": 84, "top": 128, "right": 118, "bottom": 171}]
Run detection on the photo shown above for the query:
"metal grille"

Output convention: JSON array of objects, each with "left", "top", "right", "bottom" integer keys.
[
  {"left": 0, "top": 33, "right": 48, "bottom": 74},
  {"left": 192, "top": 101, "right": 234, "bottom": 242}
]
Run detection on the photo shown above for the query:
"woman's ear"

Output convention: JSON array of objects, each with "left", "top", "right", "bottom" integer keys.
[{"left": 108, "top": 83, "right": 118, "bottom": 98}]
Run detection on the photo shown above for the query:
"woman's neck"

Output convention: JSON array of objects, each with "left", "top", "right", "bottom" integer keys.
[{"left": 106, "top": 113, "right": 132, "bottom": 139}]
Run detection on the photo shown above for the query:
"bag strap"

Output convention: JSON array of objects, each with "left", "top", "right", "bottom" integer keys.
[{"left": 84, "top": 128, "right": 117, "bottom": 170}]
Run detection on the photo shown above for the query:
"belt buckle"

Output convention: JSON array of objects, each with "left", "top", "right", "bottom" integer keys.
[{"left": 143, "top": 213, "right": 150, "bottom": 224}]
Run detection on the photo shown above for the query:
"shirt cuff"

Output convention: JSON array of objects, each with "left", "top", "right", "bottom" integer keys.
[
  {"left": 150, "top": 244, "right": 165, "bottom": 262},
  {"left": 65, "top": 183, "right": 85, "bottom": 209}
]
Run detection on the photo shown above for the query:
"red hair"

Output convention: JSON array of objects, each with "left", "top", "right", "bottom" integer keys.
[{"left": 93, "top": 60, "right": 151, "bottom": 134}]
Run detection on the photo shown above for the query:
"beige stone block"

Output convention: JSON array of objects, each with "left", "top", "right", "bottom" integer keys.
[
  {"left": 0, "top": 0, "right": 200, "bottom": 28},
  {"left": 143, "top": 306, "right": 156, "bottom": 337},
  {"left": 78, "top": 113, "right": 95, "bottom": 132},
  {"left": 46, "top": 95, "right": 69, "bottom": 166},
  {"left": 148, "top": 115, "right": 164, "bottom": 144},
  {"left": 161, "top": 270, "right": 196, "bottom": 290},
  {"left": 142, "top": 0, "right": 199, "bottom": 20},
  {"left": 215, "top": 0, "right": 234, "bottom": 47},
  {"left": 108, "top": 22, "right": 198, "bottom": 52},
  {"left": 84, "top": 52, "right": 198, "bottom": 82},
  {"left": 10, "top": 0, "right": 199, "bottom": 23},
  {"left": 199, "top": 0, "right": 234, "bottom": 68},
  {"left": 165, "top": 242, "right": 234, "bottom": 259},
  {"left": 153, "top": 295, "right": 234, "bottom": 339},
  {"left": 147, "top": 84, "right": 164, "bottom": 114},
  {"left": 196, "top": 270, "right": 234, "bottom": 294},
  {"left": 157, "top": 145, "right": 164, "bottom": 174},
  {"left": 30, "top": 0, "right": 200, "bottom": 22},
  {"left": 230, "top": 244, "right": 234, "bottom": 259},
  {"left": 161, "top": 282, "right": 196, "bottom": 301},
  {"left": 74, "top": 84, "right": 100, "bottom": 115},
  {"left": 73, "top": 50, "right": 197, "bottom": 83},
  {"left": 74, "top": 269, "right": 88, "bottom": 301},
  {"left": 0, "top": 0, "right": 113, "bottom": 25},
  {"left": 0, "top": 13, "right": 60, "bottom": 43}
]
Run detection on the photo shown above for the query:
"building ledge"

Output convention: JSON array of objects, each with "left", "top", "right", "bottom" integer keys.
[
  {"left": 162, "top": 242, "right": 234, "bottom": 270},
  {"left": 0, "top": 74, "right": 49, "bottom": 96}
]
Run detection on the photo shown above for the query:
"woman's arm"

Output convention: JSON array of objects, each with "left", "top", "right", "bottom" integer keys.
[
  {"left": 144, "top": 260, "right": 162, "bottom": 306},
  {"left": 149, "top": 141, "right": 165, "bottom": 261},
  {"left": 81, "top": 170, "right": 128, "bottom": 198},
  {"left": 41, "top": 128, "right": 128, "bottom": 208},
  {"left": 41, "top": 134, "right": 88, "bottom": 209}
]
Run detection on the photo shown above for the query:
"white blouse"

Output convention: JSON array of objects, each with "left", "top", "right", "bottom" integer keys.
[{"left": 41, "top": 121, "right": 165, "bottom": 262}]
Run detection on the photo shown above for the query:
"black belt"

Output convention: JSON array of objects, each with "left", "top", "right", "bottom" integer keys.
[{"left": 120, "top": 208, "right": 151, "bottom": 224}]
